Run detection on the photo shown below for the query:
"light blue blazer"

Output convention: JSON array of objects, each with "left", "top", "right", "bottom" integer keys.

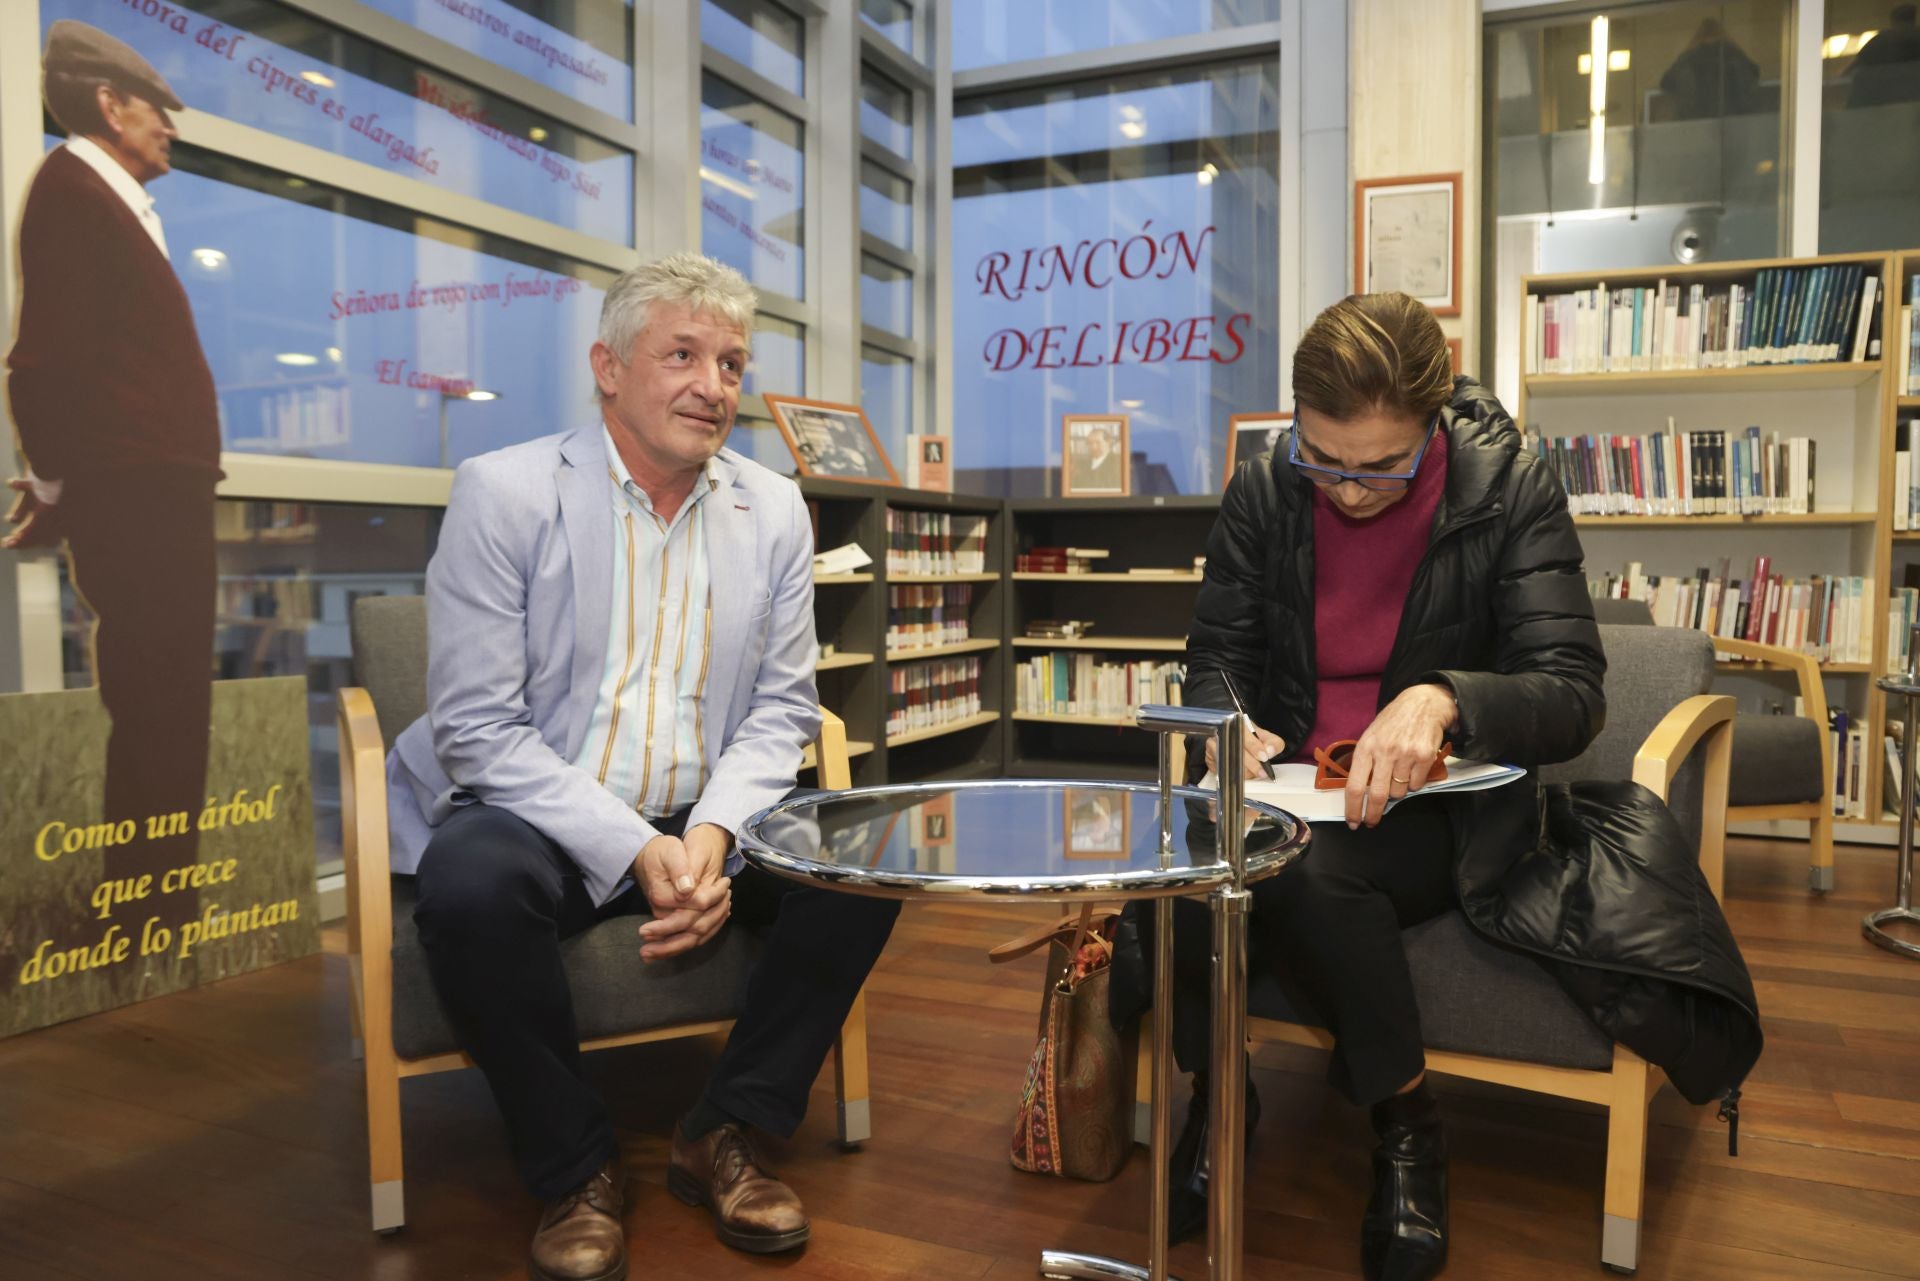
[{"left": 385, "top": 424, "right": 820, "bottom": 905}]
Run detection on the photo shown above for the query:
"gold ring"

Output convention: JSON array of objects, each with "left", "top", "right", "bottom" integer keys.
[{"left": 1391, "top": 775, "right": 1410, "bottom": 784}]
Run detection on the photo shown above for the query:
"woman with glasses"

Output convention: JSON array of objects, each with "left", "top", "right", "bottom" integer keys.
[{"left": 1162, "top": 292, "right": 1606, "bottom": 1281}]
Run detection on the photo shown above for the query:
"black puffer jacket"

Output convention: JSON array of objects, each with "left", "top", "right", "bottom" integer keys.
[{"left": 1178, "top": 376, "right": 1761, "bottom": 1106}]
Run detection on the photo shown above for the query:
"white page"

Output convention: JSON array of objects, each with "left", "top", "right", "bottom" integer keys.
[{"left": 1200, "top": 758, "right": 1528, "bottom": 824}]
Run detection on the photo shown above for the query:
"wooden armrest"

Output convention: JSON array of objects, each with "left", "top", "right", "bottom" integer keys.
[
  {"left": 1632, "top": 693, "right": 1734, "bottom": 902},
  {"left": 815, "top": 708, "right": 852, "bottom": 791},
  {"left": 336, "top": 687, "right": 395, "bottom": 963},
  {"left": 1709, "top": 636, "right": 1832, "bottom": 794}
]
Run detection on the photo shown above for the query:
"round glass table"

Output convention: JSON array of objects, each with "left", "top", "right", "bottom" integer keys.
[{"left": 741, "top": 775, "right": 1309, "bottom": 1281}]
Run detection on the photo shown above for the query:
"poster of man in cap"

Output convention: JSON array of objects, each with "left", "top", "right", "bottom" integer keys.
[{"left": 5, "top": 19, "right": 221, "bottom": 925}]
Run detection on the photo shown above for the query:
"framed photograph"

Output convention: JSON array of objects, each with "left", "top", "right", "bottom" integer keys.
[
  {"left": 764, "top": 394, "right": 900, "bottom": 486},
  {"left": 1224, "top": 411, "right": 1292, "bottom": 487},
  {"left": 1354, "top": 173, "right": 1461, "bottom": 317},
  {"left": 1064, "top": 788, "right": 1131, "bottom": 860},
  {"left": 1060, "top": 414, "right": 1131, "bottom": 497}
]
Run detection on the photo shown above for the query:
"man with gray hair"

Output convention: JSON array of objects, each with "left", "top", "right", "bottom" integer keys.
[{"left": 384, "top": 252, "right": 897, "bottom": 1280}]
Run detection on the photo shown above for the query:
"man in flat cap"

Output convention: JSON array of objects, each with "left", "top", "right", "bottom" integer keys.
[{"left": 6, "top": 21, "right": 220, "bottom": 905}]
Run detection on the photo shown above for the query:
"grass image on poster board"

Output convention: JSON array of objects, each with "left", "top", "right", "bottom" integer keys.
[{"left": 0, "top": 676, "right": 321, "bottom": 1038}]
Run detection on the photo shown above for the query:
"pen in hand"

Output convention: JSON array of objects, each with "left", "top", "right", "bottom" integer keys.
[{"left": 1218, "top": 670, "right": 1276, "bottom": 780}]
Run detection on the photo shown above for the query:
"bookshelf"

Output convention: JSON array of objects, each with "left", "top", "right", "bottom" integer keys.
[
  {"left": 800, "top": 479, "right": 1008, "bottom": 786},
  {"left": 1003, "top": 496, "right": 1215, "bottom": 781},
  {"left": 1520, "top": 250, "right": 1902, "bottom": 833}
]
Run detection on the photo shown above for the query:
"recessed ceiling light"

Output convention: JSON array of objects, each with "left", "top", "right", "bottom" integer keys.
[
  {"left": 190, "top": 247, "right": 226, "bottom": 270},
  {"left": 276, "top": 352, "right": 319, "bottom": 367},
  {"left": 1119, "top": 121, "right": 1146, "bottom": 140},
  {"left": 529, "top": 126, "right": 548, "bottom": 142},
  {"left": 301, "top": 71, "right": 334, "bottom": 88},
  {"left": 465, "top": 390, "right": 499, "bottom": 402}
]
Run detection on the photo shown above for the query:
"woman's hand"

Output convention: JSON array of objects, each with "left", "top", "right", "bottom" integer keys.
[
  {"left": 1345, "top": 684, "right": 1458, "bottom": 828},
  {"left": 1204, "top": 719, "right": 1286, "bottom": 780}
]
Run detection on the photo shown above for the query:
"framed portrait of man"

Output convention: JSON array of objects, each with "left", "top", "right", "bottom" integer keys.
[
  {"left": 1063, "top": 788, "right": 1131, "bottom": 859},
  {"left": 764, "top": 394, "right": 900, "bottom": 486},
  {"left": 1060, "top": 414, "right": 1131, "bottom": 497},
  {"left": 1223, "top": 411, "right": 1292, "bottom": 487}
]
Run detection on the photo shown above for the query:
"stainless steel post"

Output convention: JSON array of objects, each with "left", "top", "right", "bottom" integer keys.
[
  {"left": 1868, "top": 626, "right": 1920, "bottom": 959},
  {"left": 1206, "top": 711, "right": 1250, "bottom": 1281},
  {"left": 1043, "top": 706, "right": 1243, "bottom": 1281}
]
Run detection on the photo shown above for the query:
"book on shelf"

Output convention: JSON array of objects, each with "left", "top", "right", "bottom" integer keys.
[
  {"left": 1830, "top": 709, "right": 1868, "bottom": 818},
  {"left": 1015, "top": 654, "right": 1183, "bottom": 720},
  {"left": 886, "top": 655, "right": 982, "bottom": 737},
  {"left": 1591, "top": 557, "right": 1873, "bottom": 662},
  {"left": 886, "top": 583, "right": 972, "bottom": 651},
  {"left": 813, "top": 542, "right": 873, "bottom": 575},
  {"left": 1906, "top": 275, "right": 1919, "bottom": 395},
  {"left": 1524, "top": 264, "right": 1881, "bottom": 375},
  {"left": 904, "top": 433, "right": 953, "bottom": 492},
  {"left": 886, "top": 508, "right": 988, "bottom": 575},
  {"left": 1015, "top": 546, "right": 1109, "bottom": 573},
  {"left": 1887, "top": 719, "right": 1907, "bottom": 810},
  {"left": 1025, "top": 619, "right": 1096, "bottom": 639},
  {"left": 1526, "top": 422, "right": 1817, "bottom": 516}
]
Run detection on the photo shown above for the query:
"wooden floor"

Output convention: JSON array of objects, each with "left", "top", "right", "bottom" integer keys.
[{"left": 2, "top": 834, "right": 1917, "bottom": 1280}]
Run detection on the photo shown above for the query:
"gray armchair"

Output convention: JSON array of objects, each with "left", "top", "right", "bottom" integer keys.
[
  {"left": 339, "top": 596, "right": 871, "bottom": 1232},
  {"left": 1589, "top": 595, "right": 1833, "bottom": 890},
  {"left": 1137, "top": 624, "right": 1734, "bottom": 1273}
]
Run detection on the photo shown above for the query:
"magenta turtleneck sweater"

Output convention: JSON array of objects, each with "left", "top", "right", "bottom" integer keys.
[{"left": 1293, "top": 427, "right": 1449, "bottom": 759}]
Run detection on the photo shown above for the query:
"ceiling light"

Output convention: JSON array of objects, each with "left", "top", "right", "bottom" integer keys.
[
  {"left": 190, "top": 247, "right": 226, "bottom": 270},
  {"left": 699, "top": 165, "right": 757, "bottom": 201},
  {"left": 529, "top": 126, "right": 548, "bottom": 142},
  {"left": 301, "top": 71, "right": 334, "bottom": 87},
  {"left": 1609, "top": 49, "right": 1630, "bottom": 71},
  {"left": 1197, "top": 162, "right": 1218, "bottom": 186},
  {"left": 1587, "top": 15, "right": 1608, "bottom": 186},
  {"left": 464, "top": 390, "right": 499, "bottom": 402},
  {"left": 1119, "top": 105, "right": 1143, "bottom": 122},
  {"left": 325, "top": 346, "right": 342, "bottom": 362},
  {"left": 276, "top": 352, "right": 319, "bottom": 367},
  {"left": 1119, "top": 120, "right": 1146, "bottom": 140},
  {"left": 1119, "top": 399, "right": 1144, "bottom": 409}
]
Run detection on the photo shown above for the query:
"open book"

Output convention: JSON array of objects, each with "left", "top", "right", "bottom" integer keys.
[{"left": 1200, "top": 757, "right": 1527, "bottom": 824}]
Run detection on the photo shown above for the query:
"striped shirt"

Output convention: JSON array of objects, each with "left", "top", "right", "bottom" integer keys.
[{"left": 571, "top": 429, "right": 716, "bottom": 819}]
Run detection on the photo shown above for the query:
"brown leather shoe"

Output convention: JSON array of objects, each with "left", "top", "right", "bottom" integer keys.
[
  {"left": 530, "top": 1156, "right": 627, "bottom": 1281},
  {"left": 668, "top": 1121, "right": 810, "bottom": 1253}
]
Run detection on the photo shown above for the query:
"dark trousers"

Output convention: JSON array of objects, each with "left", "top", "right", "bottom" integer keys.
[
  {"left": 1148, "top": 801, "right": 1455, "bottom": 1108},
  {"left": 63, "top": 471, "right": 217, "bottom": 915},
  {"left": 411, "top": 802, "right": 900, "bottom": 1201}
]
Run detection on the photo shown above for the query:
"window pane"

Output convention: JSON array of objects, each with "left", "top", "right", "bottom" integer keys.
[
  {"left": 44, "top": 0, "right": 634, "bottom": 242},
  {"left": 121, "top": 145, "right": 610, "bottom": 468},
  {"left": 701, "top": 75, "right": 807, "bottom": 300},
  {"left": 58, "top": 500, "right": 442, "bottom": 875},
  {"left": 956, "top": 0, "right": 1280, "bottom": 71},
  {"left": 703, "top": 0, "right": 805, "bottom": 97},
  {"left": 861, "top": 345, "right": 913, "bottom": 465},
  {"left": 1819, "top": 0, "right": 1920, "bottom": 251},
  {"left": 862, "top": 255, "right": 914, "bottom": 338},
  {"left": 952, "top": 60, "right": 1281, "bottom": 495},
  {"left": 344, "top": 0, "right": 632, "bottom": 120},
  {"left": 1486, "top": 2, "right": 1789, "bottom": 402},
  {"left": 861, "top": 0, "right": 916, "bottom": 59},
  {"left": 861, "top": 161, "right": 914, "bottom": 251},
  {"left": 745, "top": 314, "right": 805, "bottom": 399},
  {"left": 861, "top": 69, "right": 914, "bottom": 160}
]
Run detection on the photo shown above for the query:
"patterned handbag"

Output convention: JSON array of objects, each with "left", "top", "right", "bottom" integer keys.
[{"left": 992, "top": 905, "right": 1136, "bottom": 1182}]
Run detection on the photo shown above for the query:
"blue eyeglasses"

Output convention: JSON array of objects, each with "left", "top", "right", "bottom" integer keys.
[{"left": 1287, "top": 414, "right": 1438, "bottom": 492}]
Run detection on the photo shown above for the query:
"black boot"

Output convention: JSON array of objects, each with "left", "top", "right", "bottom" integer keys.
[
  {"left": 1166, "top": 1068, "right": 1260, "bottom": 1245},
  {"left": 1362, "top": 1081, "right": 1448, "bottom": 1281}
]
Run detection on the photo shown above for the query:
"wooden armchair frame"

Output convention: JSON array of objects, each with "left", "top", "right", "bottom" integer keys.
[
  {"left": 1134, "top": 693, "right": 1734, "bottom": 1275},
  {"left": 1711, "top": 636, "right": 1835, "bottom": 891},
  {"left": 339, "top": 692, "right": 870, "bottom": 1232}
]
